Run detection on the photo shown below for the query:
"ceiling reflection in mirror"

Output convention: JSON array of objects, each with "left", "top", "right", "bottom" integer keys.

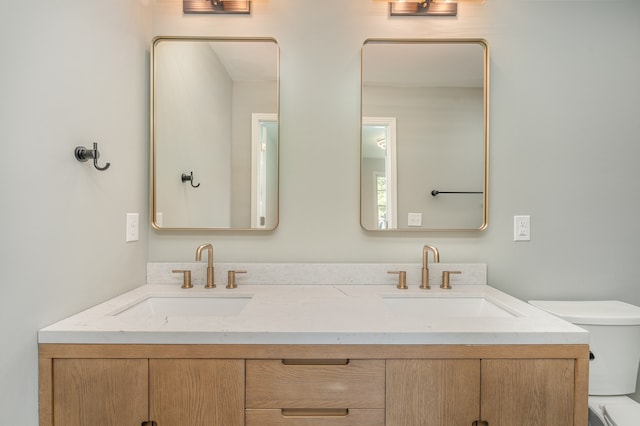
[
  {"left": 361, "top": 39, "right": 488, "bottom": 231},
  {"left": 151, "top": 37, "right": 279, "bottom": 230}
]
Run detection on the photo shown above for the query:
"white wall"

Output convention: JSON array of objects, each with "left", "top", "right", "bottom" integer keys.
[
  {"left": 150, "top": 0, "right": 640, "bottom": 303},
  {"left": 0, "top": 1, "right": 151, "bottom": 424}
]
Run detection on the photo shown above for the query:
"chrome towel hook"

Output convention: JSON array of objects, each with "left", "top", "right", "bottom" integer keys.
[
  {"left": 74, "top": 142, "right": 111, "bottom": 171},
  {"left": 181, "top": 172, "right": 200, "bottom": 188}
]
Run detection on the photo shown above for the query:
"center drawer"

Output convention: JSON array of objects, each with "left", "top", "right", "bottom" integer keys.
[{"left": 245, "top": 359, "right": 385, "bottom": 409}]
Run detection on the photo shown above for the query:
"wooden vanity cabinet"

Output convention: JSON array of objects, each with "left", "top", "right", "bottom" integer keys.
[
  {"left": 51, "top": 358, "right": 148, "bottom": 426},
  {"left": 150, "top": 359, "right": 244, "bottom": 426},
  {"left": 386, "top": 356, "right": 582, "bottom": 426},
  {"left": 43, "top": 353, "right": 243, "bottom": 426},
  {"left": 245, "top": 359, "right": 385, "bottom": 426},
  {"left": 39, "top": 344, "right": 588, "bottom": 426},
  {"left": 386, "top": 359, "right": 481, "bottom": 425},
  {"left": 480, "top": 359, "right": 576, "bottom": 426}
]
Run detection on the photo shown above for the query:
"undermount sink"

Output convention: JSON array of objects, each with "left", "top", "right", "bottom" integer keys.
[
  {"left": 381, "top": 295, "right": 518, "bottom": 318},
  {"left": 113, "top": 295, "right": 252, "bottom": 318}
]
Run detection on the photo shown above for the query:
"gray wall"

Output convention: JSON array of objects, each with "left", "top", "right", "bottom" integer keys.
[
  {"left": 363, "top": 85, "right": 485, "bottom": 229},
  {"left": 0, "top": 1, "right": 150, "bottom": 424},
  {"left": 230, "top": 80, "right": 278, "bottom": 228},
  {"left": 1, "top": 0, "right": 640, "bottom": 423},
  {"left": 150, "top": 0, "right": 640, "bottom": 305},
  {"left": 155, "top": 41, "right": 233, "bottom": 228}
]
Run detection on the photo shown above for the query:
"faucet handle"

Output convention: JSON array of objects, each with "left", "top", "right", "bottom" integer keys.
[
  {"left": 441, "top": 271, "right": 461, "bottom": 290},
  {"left": 172, "top": 269, "right": 193, "bottom": 289},
  {"left": 388, "top": 271, "right": 408, "bottom": 290},
  {"left": 227, "top": 270, "right": 247, "bottom": 289}
]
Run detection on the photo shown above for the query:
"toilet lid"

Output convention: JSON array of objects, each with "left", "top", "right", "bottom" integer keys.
[
  {"left": 603, "top": 402, "right": 640, "bottom": 426},
  {"left": 528, "top": 300, "right": 640, "bottom": 325}
]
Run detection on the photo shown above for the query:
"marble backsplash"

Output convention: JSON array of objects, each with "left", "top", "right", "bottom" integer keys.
[{"left": 147, "top": 262, "right": 487, "bottom": 288}]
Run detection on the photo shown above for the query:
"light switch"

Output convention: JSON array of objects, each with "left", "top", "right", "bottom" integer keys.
[{"left": 126, "top": 213, "right": 139, "bottom": 242}]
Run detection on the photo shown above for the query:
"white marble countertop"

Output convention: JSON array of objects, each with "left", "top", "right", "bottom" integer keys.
[{"left": 39, "top": 282, "right": 588, "bottom": 345}]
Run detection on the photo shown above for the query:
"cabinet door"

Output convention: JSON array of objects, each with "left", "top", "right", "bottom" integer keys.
[
  {"left": 481, "top": 359, "right": 575, "bottom": 426},
  {"left": 149, "top": 359, "right": 244, "bottom": 426},
  {"left": 386, "top": 359, "right": 481, "bottom": 426},
  {"left": 53, "top": 358, "right": 148, "bottom": 426}
]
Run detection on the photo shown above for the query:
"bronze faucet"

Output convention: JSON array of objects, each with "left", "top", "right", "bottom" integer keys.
[
  {"left": 420, "top": 245, "right": 440, "bottom": 289},
  {"left": 195, "top": 243, "right": 215, "bottom": 288}
]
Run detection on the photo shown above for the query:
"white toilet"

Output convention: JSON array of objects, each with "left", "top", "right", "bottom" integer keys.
[{"left": 529, "top": 300, "right": 640, "bottom": 426}]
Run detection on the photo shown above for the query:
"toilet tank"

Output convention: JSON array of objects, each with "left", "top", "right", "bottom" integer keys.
[{"left": 529, "top": 300, "right": 640, "bottom": 396}]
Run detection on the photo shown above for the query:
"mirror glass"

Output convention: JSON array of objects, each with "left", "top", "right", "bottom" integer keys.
[
  {"left": 361, "top": 39, "right": 488, "bottom": 231},
  {"left": 151, "top": 37, "right": 279, "bottom": 230}
]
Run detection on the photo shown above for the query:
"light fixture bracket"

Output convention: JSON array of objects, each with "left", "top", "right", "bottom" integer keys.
[
  {"left": 389, "top": 1, "right": 457, "bottom": 17},
  {"left": 184, "top": 0, "right": 251, "bottom": 14}
]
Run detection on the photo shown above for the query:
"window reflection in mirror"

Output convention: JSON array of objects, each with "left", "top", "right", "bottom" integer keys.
[
  {"left": 361, "top": 39, "right": 488, "bottom": 231},
  {"left": 151, "top": 37, "right": 279, "bottom": 230}
]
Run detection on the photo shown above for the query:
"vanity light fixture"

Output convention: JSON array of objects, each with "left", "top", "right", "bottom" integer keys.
[
  {"left": 183, "top": 0, "right": 251, "bottom": 14},
  {"left": 389, "top": 0, "right": 457, "bottom": 16}
]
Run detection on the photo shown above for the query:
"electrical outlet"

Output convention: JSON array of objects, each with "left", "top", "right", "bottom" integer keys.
[
  {"left": 126, "top": 213, "right": 139, "bottom": 242},
  {"left": 408, "top": 212, "right": 422, "bottom": 227},
  {"left": 514, "top": 215, "right": 530, "bottom": 241}
]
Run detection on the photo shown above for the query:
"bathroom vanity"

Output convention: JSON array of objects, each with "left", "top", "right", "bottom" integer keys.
[{"left": 38, "top": 264, "right": 589, "bottom": 426}]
